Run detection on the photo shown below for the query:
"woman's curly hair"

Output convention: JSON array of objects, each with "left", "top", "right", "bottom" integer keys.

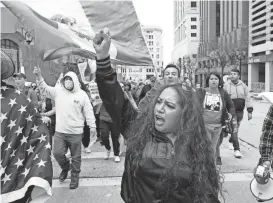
[{"left": 124, "top": 84, "right": 224, "bottom": 203}]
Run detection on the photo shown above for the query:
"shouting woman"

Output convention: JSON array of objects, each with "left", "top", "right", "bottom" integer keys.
[{"left": 93, "top": 29, "right": 222, "bottom": 203}]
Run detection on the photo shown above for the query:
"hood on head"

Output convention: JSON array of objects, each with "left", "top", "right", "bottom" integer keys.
[{"left": 61, "top": 71, "right": 81, "bottom": 92}]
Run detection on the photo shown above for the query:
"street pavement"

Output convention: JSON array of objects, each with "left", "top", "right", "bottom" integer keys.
[{"left": 44, "top": 99, "right": 273, "bottom": 203}]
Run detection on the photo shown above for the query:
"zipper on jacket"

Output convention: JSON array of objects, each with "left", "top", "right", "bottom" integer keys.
[{"left": 165, "top": 136, "right": 175, "bottom": 156}]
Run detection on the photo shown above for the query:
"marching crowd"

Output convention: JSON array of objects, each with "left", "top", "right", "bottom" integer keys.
[{"left": 1, "top": 28, "right": 272, "bottom": 203}]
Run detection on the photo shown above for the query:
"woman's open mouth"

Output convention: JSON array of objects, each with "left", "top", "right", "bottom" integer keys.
[{"left": 155, "top": 114, "right": 165, "bottom": 125}]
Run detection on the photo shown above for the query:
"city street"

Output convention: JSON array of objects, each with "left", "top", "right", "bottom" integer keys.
[
  {"left": 44, "top": 99, "right": 273, "bottom": 203},
  {"left": 2, "top": 1, "right": 273, "bottom": 203}
]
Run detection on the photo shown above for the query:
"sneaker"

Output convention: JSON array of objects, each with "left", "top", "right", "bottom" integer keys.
[
  {"left": 216, "top": 157, "right": 222, "bottom": 165},
  {"left": 234, "top": 150, "right": 242, "bottom": 158},
  {"left": 229, "top": 143, "right": 234, "bottom": 150},
  {"left": 59, "top": 169, "right": 69, "bottom": 182},
  {"left": 104, "top": 149, "right": 111, "bottom": 160},
  {"left": 84, "top": 147, "right": 91, "bottom": 154},
  {"left": 69, "top": 174, "right": 79, "bottom": 189},
  {"left": 114, "top": 156, "right": 121, "bottom": 163}
]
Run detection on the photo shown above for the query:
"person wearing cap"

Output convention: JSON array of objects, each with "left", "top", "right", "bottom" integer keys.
[{"left": 13, "top": 72, "right": 39, "bottom": 108}]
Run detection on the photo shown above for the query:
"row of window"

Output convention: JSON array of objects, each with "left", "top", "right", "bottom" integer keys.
[
  {"left": 149, "top": 48, "right": 160, "bottom": 52},
  {"left": 151, "top": 54, "right": 160, "bottom": 59},
  {"left": 147, "top": 41, "right": 161, "bottom": 46}
]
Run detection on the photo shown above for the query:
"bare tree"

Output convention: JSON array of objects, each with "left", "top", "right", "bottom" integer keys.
[{"left": 182, "top": 55, "right": 197, "bottom": 82}]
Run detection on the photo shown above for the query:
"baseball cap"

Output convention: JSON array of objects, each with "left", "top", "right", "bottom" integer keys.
[{"left": 13, "top": 73, "right": 26, "bottom": 79}]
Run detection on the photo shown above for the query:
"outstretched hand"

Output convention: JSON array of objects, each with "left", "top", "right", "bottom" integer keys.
[{"left": 93, "top": 27, "right": 111, "bottom": 60}]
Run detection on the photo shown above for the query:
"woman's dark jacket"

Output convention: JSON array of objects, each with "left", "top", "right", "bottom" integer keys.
[
  {"left": 95, "top": 56, "right": 219, "bottom": 203},
  {"left": 196, "top": 88, "right": 237, "bottom": 126}
]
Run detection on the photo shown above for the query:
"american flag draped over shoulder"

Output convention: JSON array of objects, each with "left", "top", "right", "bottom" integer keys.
[{"left": 1, "top": 84, "right": 52, "bottom": 202}]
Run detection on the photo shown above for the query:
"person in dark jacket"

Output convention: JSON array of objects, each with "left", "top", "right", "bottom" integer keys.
[
  {"left": 93, "top": 28, "right": 222, "bottom": 203},
  {"left": 138, "top": 76, "right": 156, "bottom": 103},
  {"left": 132, "top": 82, "right": 144, "bottom": 104},
  {"left": 197, "top": 72, "right": 237, "bottom": 165},
  {"left": 99, "top": 103, "right": 121, "bottom": 163}
]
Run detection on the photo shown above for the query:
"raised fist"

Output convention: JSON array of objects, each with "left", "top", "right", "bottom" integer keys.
[{"left": 93, "top": 27, "right": 111, "bottom": 60}]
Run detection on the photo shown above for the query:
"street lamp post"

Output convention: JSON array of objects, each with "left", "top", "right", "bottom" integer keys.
[{"left": 235, "top": 49, "right": 247, "bottom": 78}]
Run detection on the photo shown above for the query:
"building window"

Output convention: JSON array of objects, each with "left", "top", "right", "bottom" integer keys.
[
  {"left": 191, "top": 1, "right": 197, "bottom": 7},
  {"left": 191, "top": 33, "right": 197, "bottom": 37},
  {"left": 157, "top": 61, "right": 160, "bottom": 65},
  {"left": 191, "top": 17, "right": 197, "bottom": 21},
  {"left": 191, "top": 25, "right": 197, "bottom": 29},
  {"left": 150, "top": 48, "right": 153, "bottom": 52},
  {"left": 156, "top": 54, "right": 160, "bottom": 59},
  {"left": 156, "top": 48, "right": 160, "bottom": 52},
  {"left": 148, "top": 41, "right": 153, "bottom": 46},
  {"left": 149, "top": 35, "right": 153, "bottom": 39},
  {"left": 151, "top": 54, "right": 154, "bottom": 58}
]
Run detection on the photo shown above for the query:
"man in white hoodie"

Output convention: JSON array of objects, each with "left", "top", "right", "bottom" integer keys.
[{"left": 34, "top": 66, "right": 96, "bottom": 189}]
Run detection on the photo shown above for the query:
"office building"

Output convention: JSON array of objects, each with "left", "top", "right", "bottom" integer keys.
[
  {"left": 172, "top": 1, "right": 200, "bottom": 77},
  {"left": 248, "top": 0, "right": 273, "bottom": 92}
]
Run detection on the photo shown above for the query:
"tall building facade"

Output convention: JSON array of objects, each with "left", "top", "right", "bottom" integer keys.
[
  {"left": 196, "top": 1, "right": 220, "bottom": 86},
  {"left": 196, "top": 1, "right": 249, "bottom": 87},
  {"left": 116, "top": 25, "right": 163, "bottom": 81},
  {"left": 172, "top": 0, "right": 200, "bottom": 76},
  {"left": 248, "top": 0, "right": 273, "bottom": 92}
]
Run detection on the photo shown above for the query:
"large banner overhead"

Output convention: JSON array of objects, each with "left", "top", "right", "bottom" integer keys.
[
  {"left": 2, "top": 0, "right": 153, "bottom": 66},
  {"left": 80, "top": 0, "right": 153, "bottom": 66}
]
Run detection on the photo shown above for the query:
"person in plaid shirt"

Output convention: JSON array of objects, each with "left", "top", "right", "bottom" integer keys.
[{"left": 259, "top": 105, "right": 273, "bottom": 169}]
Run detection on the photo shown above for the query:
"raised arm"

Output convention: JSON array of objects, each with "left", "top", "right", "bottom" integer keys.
[
  {"left": 34, "top": 66, "right": 56, "bottom": 100},
  {"left": 93, "top": 28, "right": 138, "bottom": 135},
  {"left": 95, "top": 57, "right": 137, "bottom": 134}
]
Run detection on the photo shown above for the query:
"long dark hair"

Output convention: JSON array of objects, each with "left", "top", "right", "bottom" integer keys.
[
  {"left": 125, "top": 84, "right": 223, "bottom": 202},
  {"left": 205, "top": 72, "right": 223, "bottom": 88}
]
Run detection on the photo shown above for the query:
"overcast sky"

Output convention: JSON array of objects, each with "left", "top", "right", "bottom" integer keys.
[{"left": 1, "top": 0, "right": 174, "bottom": 64}]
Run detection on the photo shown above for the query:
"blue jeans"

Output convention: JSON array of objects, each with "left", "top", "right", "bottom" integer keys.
[
  {"left": 53, "top": 132, "right": 82, "bottom": 175},
  {"left": 229, "top": 111, "right": 244, "bottom": 151}
]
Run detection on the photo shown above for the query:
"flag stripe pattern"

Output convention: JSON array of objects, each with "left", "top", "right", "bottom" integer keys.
[{"left": 1, "top": 85, "right": 52, "bottom": 202}]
